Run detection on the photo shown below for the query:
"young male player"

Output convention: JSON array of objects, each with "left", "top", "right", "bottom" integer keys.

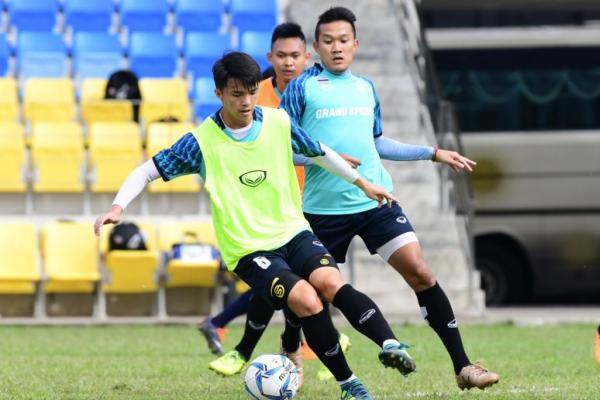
[
  {"left": 280, "top": 6, "right": 500, "bottom": 390},
  {"left": 94, "top": 51, "right": 405, "bottom": 400}
]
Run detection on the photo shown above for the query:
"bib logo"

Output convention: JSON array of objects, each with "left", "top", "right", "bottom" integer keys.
[{"left": 239, "top": 170, "right": 267, "bottom": 187}]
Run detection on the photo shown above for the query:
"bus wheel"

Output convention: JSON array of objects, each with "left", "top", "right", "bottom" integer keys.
[{"left": 475, "top": 242, "right": 528, "bottom": 306}]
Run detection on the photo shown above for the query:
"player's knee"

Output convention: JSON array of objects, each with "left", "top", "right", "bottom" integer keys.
[
  {"left": 406, "top": 259, "right": 435, "bottom": 290},
  {"left": 287, "top": 280, "right": 323, "bottom": 317}
]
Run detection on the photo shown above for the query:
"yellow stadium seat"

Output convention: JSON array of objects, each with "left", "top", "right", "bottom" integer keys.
[
  {"left": 80, "top": 78, "right": 133, "bottom": 124},
  {"left": 31, "top": 122, "right": 84, "bottom": 192},
  {"left": 0, "top": 223, "right": 40, "bottom": 294},
  {"left": 140, "top": 78, "right": 191, "bottom": 123},
  {"left": 146, "top": 122, "right": 200, "bottom": 193},
  {"left": 23, "top": 78, "right": 76, "bottom": 122},
  {"left": 158, "top": 221, "right": 219, "bottom": 288},
  {"left": 98, "top": 222, "right": 159, "bottom": 293},
  {"left": 0, "top": 122, "right": 27, "bottom": 192},
  {"left": 88, "top": 122, "right": 143, "bottom": 192},
  {"left": 42, "top": 220, "right": 100, "bottom": 293},
  {"left": 0, "top": 78, "right": 19, "bottom": 122}
]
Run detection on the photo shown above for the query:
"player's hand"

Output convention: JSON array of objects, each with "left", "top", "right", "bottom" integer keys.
[
  {"left": 93, "top": 204, "right": 124, "bottom": 236},
  {"left": 434, "top": 149, "right": 477, "bottom": 172},
  {"left": 354, "top": 177, "right": 399, "bottom": 208},
  {"left": 340, "top": 153, "right": 361, "bottom": 169}
]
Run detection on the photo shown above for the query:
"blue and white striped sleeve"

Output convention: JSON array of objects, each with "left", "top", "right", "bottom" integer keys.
[
  {"left": 152, "top": 132, "right": 203, "bottom": 181},
  {"left": 280, "top": 74, "right": 306, "bottom": 126},
  {"left": 365, "top": 78, "right": 383, "bottom": 138},
  {"left": 290, "top": 119, "right": 324, "bottom": 157}
]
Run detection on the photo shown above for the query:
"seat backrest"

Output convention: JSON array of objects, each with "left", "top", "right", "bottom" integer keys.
[
  {"left": 121, "top": 0, "right": 169, "bottom": 33},
  {"left": 42, "top": 220, "right": 98, "bottom": 279},
  {"left": 139, "top": 78, "right": 190, "bottom": 122},
  {"left": 146, "top": 122, "right": 194, "bottom": 154},
  {"left": 0, "top": 35, "right": 10, "bottom": 76},
  {"left": 8, "top": 0, "right": 58, "bottom": 32},
  {"left": 230, "top": 0, "right": 277, "bottom": 35},
  {"left": 31, "top": 122, "right": 83, "bottom": 156},
  {"left": 88, "top": 122, "right": 141, "bottom": 160},
  {"left": 185, "top": 32, "right": 232, "bottom": 78},
  {"left": 24, "top": 78, "right": 75, "bottom": 122},
  {"left": 0, "top": 78, "right": 19, "bottom": 121},
  {"left": 17, "top": 32, "right": 68, "bottom": 77},
  {"left": 81, "top": 78, "right": 108, "bottom": 102},
  {"left": 240, "top": 31, "right": 271, "bottom": 71},
  {"left": 158, "top": 221, "right": 218, "bottom": 251},
  {"left": 0, "top": 223, "right": 39, "bottom": 280},
  {"left": 64, "top": 0, "right": 114, "bottom": 32},
  {"left": 129, "top": 32, "right": 178, "bottom": 78},
  {"left": 73, "top": 32, "right": 123, "bottom": 78},
  {"left": 175, "top": 0, "right": 223, "bottom": 32}
]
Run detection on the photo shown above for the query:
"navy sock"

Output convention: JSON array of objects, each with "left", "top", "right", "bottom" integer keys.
[
  {"left": 417, "top": 282, "right": 470, "bottom": 374},
  {"left": 235, "top": 293, "right": 274, "bottom": 361},
  {"left": 211, "top": 289, "right": 252, "bottom": 328}
]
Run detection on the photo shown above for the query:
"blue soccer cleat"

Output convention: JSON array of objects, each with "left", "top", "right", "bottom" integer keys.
[
  {"left": 378, "top": 342, "right": 416, "bottom": 376},
  {"left": 340, "top": 378, "right": 373, "bottom": 400}
]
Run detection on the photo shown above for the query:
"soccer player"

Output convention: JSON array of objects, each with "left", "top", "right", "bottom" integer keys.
[
  {"left": 94, "top": 51, "right": 401, "bottom": 400},
  {"left": 595, "top": 324, "right": 600, "bottom": 368},
  {"left": 280, "top": 7, "right": 500, "bottom": 390}
]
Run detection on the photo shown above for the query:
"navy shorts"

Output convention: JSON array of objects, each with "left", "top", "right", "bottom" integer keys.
[
  {"left": 233, "top": 230, "right": 337, "bottom": 308},
  {"left": 304, "top": 203, "right": 415, "bottom": 263}
]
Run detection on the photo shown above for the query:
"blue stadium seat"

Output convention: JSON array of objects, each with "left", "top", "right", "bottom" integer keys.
[
  {"left": 64, "top": 0, "right": 114, "bottom": 33},
  {"left": 17, "top": 32, "right": 68, "bottom": 78},
  {"left": 0, "top": 35, "right": 9, "bottom": 76},
  {"left": 121, "top": 0, "right": 169, "bottom": 33},
  {"left": 129, "top": 32, "right": 178, "bottom": 78},
  {"left": 73, "top": 32, "right": 123, "bottom": 78},
  {"left": 240, "top": 31, "right": 271, "bottom": 72},
  {"left": 175, "top": 0, "right": 223, "bottom": 33},
  {"left": 193, "top": 78, "right": 220, "bottom": 120},
  {"left": 8, "top": 0, "right": 58, "bottom": 32},
  {"left": 185, "top": 32, "right": 232, "bottom": 79},
  {"left": 230, "top": 0, "right": 277, "bottom": 36}
]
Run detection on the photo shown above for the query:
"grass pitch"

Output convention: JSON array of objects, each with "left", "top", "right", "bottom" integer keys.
[{"left": 1, "top": 323, "right": 599, "bottom": 399}]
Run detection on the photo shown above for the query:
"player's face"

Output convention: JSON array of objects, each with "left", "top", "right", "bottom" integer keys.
[
  {"left": 215, "top": 79, "right": 259, "bottom": 128},
  {"left": 313, "top": 20, "right": 358, "bottom": 73},
  {"left": 267, "top": 37, "right": 310, "bottom": 84}
]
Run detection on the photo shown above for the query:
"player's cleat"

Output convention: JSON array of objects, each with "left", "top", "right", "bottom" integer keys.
[
  {"left": 594, "top": 329, "right": 600, "bottom": 369},
  {"left": 317, "top": 332, "right": 352, "bottom": 381},
  {"left": 378, "top": 342, "right": 416, "bottom": 376},
  {"left": 208, "top": 350, "right": 246, "bottom": 376},
  {"left": 280, "top": 338, "right": 304, "bottom": 389},
  {"left": 340, "top": 378, "right": 373, "bottom": 400},
  {"left": 199, "top": 319, "right": 224, "bottom": 355},
  {"left": 456, "top": 363, "right": 500, "bottom": 390}
]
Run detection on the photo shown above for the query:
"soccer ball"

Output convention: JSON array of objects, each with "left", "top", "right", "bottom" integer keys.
[{"left": 244, "top": 354, "right": 299, "bottom": 400}]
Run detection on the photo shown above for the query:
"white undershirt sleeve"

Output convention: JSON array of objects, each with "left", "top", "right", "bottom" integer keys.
[
  {"left": 112, "top": 159, "right": 161, "bottom": 210},
  {"left": 311, "top": 142, "right": 360, "bottom": 183}
]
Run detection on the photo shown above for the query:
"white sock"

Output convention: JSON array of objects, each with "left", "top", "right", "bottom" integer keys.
[
  {"left": 338, "top": 374, "right": 357, "bottom": 386},
  {"left": 382, "top": 339, "right": 400, "bottom": 349}
]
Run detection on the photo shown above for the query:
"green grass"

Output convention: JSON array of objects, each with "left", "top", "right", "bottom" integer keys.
[{"left": 0, "top": 323, "right": 599, "bottom": 399}]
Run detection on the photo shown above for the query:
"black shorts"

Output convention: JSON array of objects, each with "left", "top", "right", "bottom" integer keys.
[
  {"left": 304, "top": 203, "right": 415, "bottom": 263},
  {"left": 233, "top": 230, "right": 337, "bottom": 307}
]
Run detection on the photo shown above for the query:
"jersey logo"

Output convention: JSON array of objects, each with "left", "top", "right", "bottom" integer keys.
[
  {"left": 316, "top": 77, "right": 332, "bottom": 91},
  {"left": 239, "top": 170, "right": 267, "bottom": 187}
]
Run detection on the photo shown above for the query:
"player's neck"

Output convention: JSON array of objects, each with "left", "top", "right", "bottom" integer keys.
[{"left": 274, "top": 76, "right": 288, "bottom": 94}]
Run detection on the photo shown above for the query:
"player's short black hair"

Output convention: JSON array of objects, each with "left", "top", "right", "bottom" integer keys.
[
  {"left": 212, "top": 51, "right": 262, "bottom": 91},
  {"left": 315, "top": 6, "right": 357, "bottom": 40},
  {"left": 271, "top": 22, "right": 306, "bottom": 48}
]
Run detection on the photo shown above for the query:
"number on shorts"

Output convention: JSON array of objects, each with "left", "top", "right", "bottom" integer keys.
[{"left": 253, "top": 256, "right": 271, "bottom": 269}]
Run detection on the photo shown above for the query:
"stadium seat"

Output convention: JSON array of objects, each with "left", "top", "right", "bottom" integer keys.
[
  {"left": 175, "top": 0, "right": 223, "bottom": 33},
  {"left": 139, "top": 78, "right": 191, "bottom": 123},
  {"left": 240, "top": 31, "right": 272, "bottom": 71},
  {"left": 64, "top": 0, "right": 114, "bottom": 33},
  {"left": 0, "top": 78, "right": 19, "bottom": 122},
  {"left": 8, "top": 0, "right": 58, "bottom": 32},
  {"left": 230, "top": 0, "right": 277, "bottom": 36},
  {"left": 42, "top": 220, "right": 100, "bottom": 293},
  {"left": 121, "top": 0, "right": 169, "bottom": 33},
  {"left": 0, "top": 223, "right": 40, "bottom": 294},
  {"left": 23, "top": 78, "right": 76, "bottom": 122},
  {"left": 0, "top": 122, "right": 27, "bottom": 193},
  {"left": 31, "top": 122, "right": 84, "bottom": 193},
  {"left": 146, "top": 122, "right": 200, "bottom": 193},
  {"left": 88, "top": 122, "right": 143, "bottom": 193},
  {"left": 158, "top": 221, "right": 220, "bottom": 288},
  {"left": 73, "top": 32, "right": 123, "bottom": 78},
  {"left": 129, "top": 32, "right": 178, "bottom": 78},
  {"left": 17, "top": 32, "right": 68, "bottom": 78},
  {"left": 99, "top": 222, "right": 159, "bottom": 293},
  {"left": 193, "top": 77, "right": 220, "bottom": 120},
  {"left": 0, "top": 35, "right": 10, "bottom": 77},
  {"left": 80, "top": 79, "right": 133, "bottom": 124},
  {"left": 184, "top": 32, "right": 232, "bottom": 79}
]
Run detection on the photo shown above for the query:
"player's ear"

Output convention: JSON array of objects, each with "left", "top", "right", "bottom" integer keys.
[
  {"left": 313, "top": 40, "right": 319, "bottom": 52},
  {"left": 267, "top": 51, "right": 273, "bottom": 63},
  {"left": 214, "top": 88, "right": 223, "bottom": 101}
]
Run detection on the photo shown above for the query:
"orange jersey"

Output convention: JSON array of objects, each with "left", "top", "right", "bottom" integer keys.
[{"left": 257, "top": 77, "right": 305, "bottom": 191}]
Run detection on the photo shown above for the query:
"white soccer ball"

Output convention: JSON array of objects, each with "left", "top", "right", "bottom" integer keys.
[{"left": 244, "top": 354, "right": 299, "bottom": 400}]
